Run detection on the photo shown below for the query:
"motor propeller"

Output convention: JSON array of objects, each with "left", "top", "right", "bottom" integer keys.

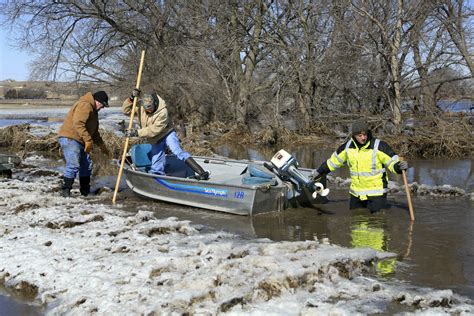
[{"left": 312, "top": 182, "right": 330, "bottom": 198}]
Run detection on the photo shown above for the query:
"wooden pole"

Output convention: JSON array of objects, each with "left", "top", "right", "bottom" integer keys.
[
  {"left": 400, "top": 157, "right": 415, "bottom": 221},
  {"left": 112, "top": 50, "right": 146, "bottom": 204}
]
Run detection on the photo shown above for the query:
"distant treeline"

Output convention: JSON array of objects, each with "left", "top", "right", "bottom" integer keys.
[{"left": 4, "top": 88, "right": 47, "bottom": 99}]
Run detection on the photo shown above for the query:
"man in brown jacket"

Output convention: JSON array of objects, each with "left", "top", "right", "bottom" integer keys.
[{"left": 58, "top": 91, "right": 109, "bottom": 197}]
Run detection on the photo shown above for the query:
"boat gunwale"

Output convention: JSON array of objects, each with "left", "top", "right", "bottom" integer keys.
[{"left": 121, "top": 156, "right": 288, "bottom": 191}]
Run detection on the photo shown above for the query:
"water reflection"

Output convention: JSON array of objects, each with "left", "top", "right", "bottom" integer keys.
[{"left": 349, "top": 215, "right": 397, "bottom": 277}]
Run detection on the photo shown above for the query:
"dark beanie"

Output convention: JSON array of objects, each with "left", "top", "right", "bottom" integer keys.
[
  {"left": 93, "top": 91, "right": 109, "bottom": 107},
  {"left": 351, "top": 119, "right": 368, "bottom": 135}
]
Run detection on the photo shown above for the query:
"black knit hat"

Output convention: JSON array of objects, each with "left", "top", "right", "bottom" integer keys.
[
  {"left": 93, "top": 91, "right": 109, "bottom": 107},
  {"left": 351, "top": 119, "right": 368, "bottom": 135}
]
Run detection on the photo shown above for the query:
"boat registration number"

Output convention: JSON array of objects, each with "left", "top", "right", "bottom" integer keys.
[{"left": 234, "top": 191, "right": 245, "bottom": 199}]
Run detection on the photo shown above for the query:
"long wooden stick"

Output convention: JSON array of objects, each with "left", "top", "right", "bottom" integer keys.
[
  {"left": 402, "top": 168, "right": 415, "bottom": 221},
  {"left": 112, "top": 50, "right": 146, "bottom": 204}
]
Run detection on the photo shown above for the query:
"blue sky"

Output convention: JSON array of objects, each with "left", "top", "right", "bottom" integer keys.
[{"left": 0, "top": 26, "right": 33, "bottom": 81}]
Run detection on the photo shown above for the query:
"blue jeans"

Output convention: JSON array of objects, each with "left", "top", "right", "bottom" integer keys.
[
  {"left": 58, "top": 137, "right": 92, "bottom": 179},
  {"left": 150, "top": 131, "right": 190, "bottom": 174}
]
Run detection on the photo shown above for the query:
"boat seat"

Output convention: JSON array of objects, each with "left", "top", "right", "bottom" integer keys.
[
  {"left": 242, "top": 163, "right": 277, "bottom": 186},
  {"left": 129, "top": 144, "right": 194, "bottom": 177},
  {"left": 130, "top": 144, "right": 152, "bottom": 172}
]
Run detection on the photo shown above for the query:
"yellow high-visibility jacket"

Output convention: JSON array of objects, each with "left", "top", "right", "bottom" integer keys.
[{"left": 318, "top": 135, "right": 402, "bottom": 200}]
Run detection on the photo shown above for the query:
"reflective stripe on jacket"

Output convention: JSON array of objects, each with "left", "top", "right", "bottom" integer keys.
[{"left": 319, "top": 136, "right": 400, "bottom": 200}]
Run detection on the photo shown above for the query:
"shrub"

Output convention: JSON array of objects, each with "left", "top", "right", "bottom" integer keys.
[{"left": 4, "top": 88, "right": 47, "bottom": 99}]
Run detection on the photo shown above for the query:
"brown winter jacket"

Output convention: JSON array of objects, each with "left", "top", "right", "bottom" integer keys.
[
  {"left": 58, "top": 92, "right": 104, "bottom": 146},
  {"left": 122, "top": 93, "right": 174, "bottom": 144}
]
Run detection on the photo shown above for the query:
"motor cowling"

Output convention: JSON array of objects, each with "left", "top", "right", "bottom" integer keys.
[{"left": 270, "top": 149, "right": 329, "bottom": 197}]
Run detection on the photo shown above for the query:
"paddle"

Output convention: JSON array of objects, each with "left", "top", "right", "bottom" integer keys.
[
  {"left": 112, "top": 50, "right": 146, "bottom": 204},
  {"left": 400, "top": 157, "right": 415, "bottom": 221}
]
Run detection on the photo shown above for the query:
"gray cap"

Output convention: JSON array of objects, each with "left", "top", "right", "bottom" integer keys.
[
  {"left": 141, "top": 93, "right": 157, "bottom": 111},
  {"left": 351, "top": 119, "right": 368, "bottom": 135}
]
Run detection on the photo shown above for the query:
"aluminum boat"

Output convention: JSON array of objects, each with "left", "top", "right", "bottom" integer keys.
[{"left": 121, "top": 144, "right": 329, "bottom": 215}]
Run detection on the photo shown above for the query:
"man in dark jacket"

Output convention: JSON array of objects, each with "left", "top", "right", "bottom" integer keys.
[
  {"left": 311, "top": 119, "right": 409, "bottom": 213},
  {"left": 57, "top": 91, "right": 110, "bottom": 197}
]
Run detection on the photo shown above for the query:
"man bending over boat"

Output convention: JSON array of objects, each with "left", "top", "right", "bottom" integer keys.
[
  {"left": 310, "top": 119, "right": 408, "bottom": 213},
  {"left": 122, "top": 89, "right": 209, "bottom": 180}
]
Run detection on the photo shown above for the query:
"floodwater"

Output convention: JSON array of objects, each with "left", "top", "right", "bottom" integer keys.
[
  {"left": 1, "top": 138, "right": 473, "bottom": 313},
  {"left": 118, "top": 144, "right": 474, "bottom": 301},
  {"left": 0, "top": 294, "right": 42, "bottom": 316},
  {"left": 437, "top": 99, "right": 474, "bottom": 113}
]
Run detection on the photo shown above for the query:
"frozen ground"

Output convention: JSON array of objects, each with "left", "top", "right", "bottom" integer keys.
[{"left": 0, "top": 156, "right": 473, "bottom": 315}]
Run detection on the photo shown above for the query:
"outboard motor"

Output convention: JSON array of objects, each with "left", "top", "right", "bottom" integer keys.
[{"left": 269, "top": 149, "right": 329, "bottom": 198}]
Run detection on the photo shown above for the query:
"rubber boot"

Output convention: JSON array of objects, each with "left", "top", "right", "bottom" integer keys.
[
  {"left": 61, "top": 177, "right": 74, "bottom": 197},
  {"left": 79, "top": 176, "right": 91, "bottom": 196},
  {"left": 185, "top": 157, "right": 209, "bottom": 180}
]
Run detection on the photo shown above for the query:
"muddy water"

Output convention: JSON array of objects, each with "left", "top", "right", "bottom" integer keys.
[{"left": 118, "top": 145, "right": 474, "bottom": 301}]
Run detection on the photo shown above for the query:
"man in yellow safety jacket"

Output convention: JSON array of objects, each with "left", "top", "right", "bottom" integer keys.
[{"left": 311, "top": 119, "right": 408, "bottom": 213}]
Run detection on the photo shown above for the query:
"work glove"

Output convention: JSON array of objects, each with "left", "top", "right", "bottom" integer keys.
[
  {"left": 84, "top": 141, "right": 93, "bottom": 154},
  {"left": 124, "top": 129, "right": 139, "bottom": 138},
  {"left": 308, "top": 170, "right": 320, "bottom": 181},
  {"left": 398, "top": 160, "right": 408, "bottom": 170},
  {"left": 129, "top": 88, "right": 141, "bottom": 101}
]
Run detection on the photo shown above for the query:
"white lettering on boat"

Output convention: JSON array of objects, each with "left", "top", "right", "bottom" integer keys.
[{"left": 204, "top": 188, "right": 227, "bottom": 196}]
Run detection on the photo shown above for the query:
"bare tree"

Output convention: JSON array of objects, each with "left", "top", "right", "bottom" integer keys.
[
  {"left": 351, "top": 0, "right": 415, "bottom": 126},
  {"left": 1, "top": 0, "right": 471, "bottom": 132},
  {"left": 434, "top": 0, "right": 474, "bottom": 76},
  {"left": 263, "top": 1, "right": 343, "bottom": 129},
  {"left": 407, "top": 1, "right": 447, "bottom": 112}
]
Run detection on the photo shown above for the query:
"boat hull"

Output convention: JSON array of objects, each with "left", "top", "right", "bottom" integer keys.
[{"left": 123, "top": 166, "right": 288, "bottom": 216}]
